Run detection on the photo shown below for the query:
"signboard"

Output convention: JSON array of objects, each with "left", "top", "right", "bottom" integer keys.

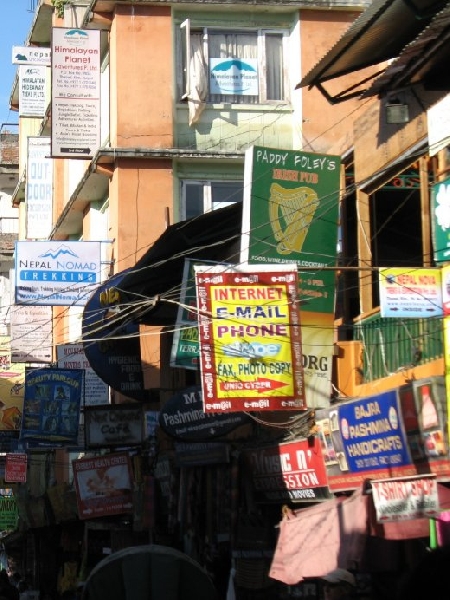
[
  {"left": 0, "top": 493, "right": 18, "bottom": 531},
  {"left": 195, "top": 264, "right": 305, "bottom": 412},
  {"left": 5, "top": 453, "right": 27, "bottom": 483},
  {"left": 0, "top": 340, "right": 25, "bottom": 432},
  {"left": 159, "top": 385, "right": 251, "bottom": 441},
  {"left": 371, "top": 475, "right": 439, "bottom": 522},
  {"left": 72, "top": 452, "right": 134, "bottom": 519},
  {"left": 84, "top": 404, "right": 143, "bottom": 448},
  {"left": 56, "top": 343, "right": 109, "bottom": 406},
  {"left": 431, "top": 176, "right": 450, "bottom": 263},
  {"left": 209, "top": 58, "right": 258, "bottom": 95},
  {"left": 428, "top": 94, "right": 450, "bottom": 157},
  {"left": 20, "top": 367, "right": 84, "bottom": 444},
  {"left": 51, "top": 28, "right": 101, "bottom": 158},
  {"left": 379, "top": 267, "right": 442, "bottom": 318},
  {"left": 25, "top": 137, "right": 53, "bottom": 240},
  {"left": 241, "top": 438, "right": 330, "bottom": 503},
  {"left": 170, "top": 259, "right": 219, "bottom": 370},
  {"left": 12, "top": 45, "right": 51, "bottom": 66},
  {"left": 19, "top": 65, "right": 47, "bottom": 117},
  {"left": 316, "top": 377, "right": 450, "bottom": 492},
  {"left": 15, "top": 240, "right": 101, "bottom": 306},
  {"left": 82, "top": 270, "right": 148, "bottom": 401},
  {"left": 240, "top": 145, "right": 341, "bottom": 314},
  {"left": 11, "top": 305, "right": 53, "bottom": 363}
]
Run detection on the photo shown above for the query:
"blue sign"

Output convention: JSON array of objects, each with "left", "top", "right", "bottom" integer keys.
[
  {"left": 21, "top": 367, "right": 84, "bottom": 443},
  {"left": 82, "top": 270, "right": 148, "bottom": 402},
  {"left": 338, "top": 390, "right": 411, "bottom": 472}
]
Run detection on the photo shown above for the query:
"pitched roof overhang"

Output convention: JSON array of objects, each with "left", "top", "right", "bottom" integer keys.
[
  {"left": 296, "top": 0, "right": 447, "bottom": 103},
  {"left": 363, "top": 2, "right": 450, "bottom": 97},
  {"left": 117, "top": 202, "right": 242, "bottom": 326}
]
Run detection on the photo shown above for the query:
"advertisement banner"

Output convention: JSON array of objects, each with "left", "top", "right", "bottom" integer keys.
[
  {"left": 19, "top": 65, "right": 47, "bottom": 118},
  {"left": 195, "top": 264, "right": 304, "bottom": 412},
  {"left": 72, "top": 452, "right": 134, "bottom": 519},
  {"left": 431, "top": 176, "right": 450, "bottom": 263},
  {"left": 5, "top": 453, "right": 27, "bottom": 483},
  {"left": 51, "top": 28, "right": 101, "bottom": 158},
  {"left": 209, "top": 58, "right": 258, "bottom": 95},
  {"left": 240, "top": 145, "right": 340, "bottom": 314},
  {"left": 20, "top": 367, "right": 84, "bottom": 443},
  {"left": 15, "top": 240, "right": 101, "bottom": 306},
  {"left": 12, "top": 45, "right": 51, "bottom": 66},
  {"left": 0, "top": 339, "right": 25, "bottom": 432},
  {"left": 241, "top": 438, "right": 330, "bottom": 503},
  {"left": 82, "top": 270, "right": 148, "bottom": 401},
  {"left": 371, "top": 475, "right": 439, "bottom": 522},
  {"left": 25, "top": 137, "right": 53, "bottom": 240},
  {"left": 11, "top": 305, "right": 53, "bottom": 363},
  {"left": 0, "top": 493, "right": 18, "bottom": 531},
  {"left": 170, "top": 259, "right": 219, "bottom": 369},
  {"left": 84, "top": 404, "right": 143, "bottom": 448},
  {"left": 379, "top": 267, "right": 442, "bottom": 318},
  {"left": 56, "top": 343, "right": 109, "bottom": 406},
  {"left": 316, "top": 377, "right": 450, "bottom": 491}
]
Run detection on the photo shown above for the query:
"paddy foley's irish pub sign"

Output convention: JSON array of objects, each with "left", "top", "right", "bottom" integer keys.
[{"left": 194, "top": 264, "right": 304, "bottom": 413}]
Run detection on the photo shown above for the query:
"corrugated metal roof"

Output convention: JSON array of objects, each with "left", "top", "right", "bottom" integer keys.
[
  {"left": 364, "top": 1, "right": 450, "bottom": 96},
  {"left": 297, "top": 0, "right": 447, "bottom": 100}
]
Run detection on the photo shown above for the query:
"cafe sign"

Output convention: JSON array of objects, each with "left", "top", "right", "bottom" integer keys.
[{"left": 84, "top": 404, "right": 143, "bottom": 448}]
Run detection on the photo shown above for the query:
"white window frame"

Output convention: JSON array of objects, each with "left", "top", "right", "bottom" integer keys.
[
  {"left": 180, "top": 19, "right": 290, "bottom": 105},
  {"left": 180, "top": 180, "right": 243, "bottom": 220}
]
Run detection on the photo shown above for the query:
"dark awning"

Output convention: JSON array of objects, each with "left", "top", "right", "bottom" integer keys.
[
  {"left": 117, "top": 202, "right": 242, "bottom": 325},
  {"left": 364, "top": 2, "right": 450, "bottom": 97},
  {"left": 296, "top": 0, "right": 447, "bottom": 103}
]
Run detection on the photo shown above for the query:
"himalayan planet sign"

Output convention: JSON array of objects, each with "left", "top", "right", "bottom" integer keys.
[{"left": 194, "top": 264, "right": 304, "bottom": 413}]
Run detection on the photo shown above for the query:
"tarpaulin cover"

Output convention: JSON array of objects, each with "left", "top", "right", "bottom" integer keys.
[{"left": 81, "top": 545, "right": 218, "bottom": 600}]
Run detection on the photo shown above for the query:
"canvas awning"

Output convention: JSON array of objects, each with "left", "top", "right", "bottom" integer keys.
[
  {"left": 81, "top": 544, "right": 218, "bottom": 600},
  {"left": 269, "top": 483, "right": 450, "bottom": 585},
  {"left": 117, "top": 202, "right": 242, "bottom": 326},
  {"left": 296, "top": 0, "right": 447, "bottom": 103}
]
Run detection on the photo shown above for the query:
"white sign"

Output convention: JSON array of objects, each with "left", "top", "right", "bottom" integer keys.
[
  {"left": 209, "top": 58, "right": 258, "bottom": 96},
  {"left": 26, "top": 137, "right": 53, "bottom": 240},
  {"left": 51, "top": 28, "right": 101, "bottom": 158},
  {"left": 19, "top": 65, "right": 47, "bottom": 117},
  {"left": 428, "top": 94, "right": 450, "bottom": 157},
  {"left": 56, "top": 343, "right": 109, "bottom": 406},
  {"left": 371, "top": 475, "right": 439, "bottom": 522},
  {"left": 15, "top": 241, "right": 102, "bottom": 306},
  {"left": 11, "top": 305, "right": 53, "bottom": 363},
  {"left": 12, "top": 45, "right": 51, "bottom": 66}
]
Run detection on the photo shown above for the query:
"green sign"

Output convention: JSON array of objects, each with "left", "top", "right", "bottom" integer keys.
[
  {"left": 431, "top": 176, "right": 450, "bottom": 263},
  {"left": 0, "top": 493, "right": 18, "bottom": 531},
  {"left": 241, "top": 146, "right": 341, "bottom": 313}
]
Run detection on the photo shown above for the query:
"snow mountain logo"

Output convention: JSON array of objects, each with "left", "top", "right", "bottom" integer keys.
[
  {"left": 210, "top": 58, "right": 258, "bottom": 94},
  {"left": 39, "top": 245, "right": 79, "bottom": 260},
  {"left": 63, "top": 29, "right": 89, "bottom": 45}
]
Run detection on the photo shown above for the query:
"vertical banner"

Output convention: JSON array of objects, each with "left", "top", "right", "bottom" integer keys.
[
  {"left": 240, "top": 145, "right": 341, "bottom": 409},
  {"left": 51, "top": 28, "right": 101, "bottom": 158},
  {"left": 195, "top": 264, "right": 305, "bottom": 412},
  {"left": 20, "top": 367, "right": 84, "bottom": 444},
  {"left": 26, "top": 137, "right": 53, "bottom": 240},
  {"left": 19, "top": 65, "right": 47, "bottom": 117},
  {"left": 431, "top": 176, "right": 450, "bottom": 263}
]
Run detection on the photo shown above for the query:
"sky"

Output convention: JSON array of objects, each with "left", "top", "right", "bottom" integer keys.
[{"left": 0, "top": 0, "right": 36, "bottom": 129}]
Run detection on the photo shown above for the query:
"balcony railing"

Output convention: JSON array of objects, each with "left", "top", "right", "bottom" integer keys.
[{"left": 354, "top": 313, "right": 443, "bottom": 382}]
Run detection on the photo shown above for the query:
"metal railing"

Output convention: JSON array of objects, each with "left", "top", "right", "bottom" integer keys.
[{"left": 354, "top": 313, "right": 443, "bottom": 382}]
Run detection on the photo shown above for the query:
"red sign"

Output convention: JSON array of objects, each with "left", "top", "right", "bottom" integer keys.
[
  {"left": 72, "top": 452, "right": 134, "bottom": 519},
  {"left": 5, "top": 453, "right": 27, "bottom": 483},
  {"left": 241, "top": 438, "right": 329, "bottom": 502}
]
